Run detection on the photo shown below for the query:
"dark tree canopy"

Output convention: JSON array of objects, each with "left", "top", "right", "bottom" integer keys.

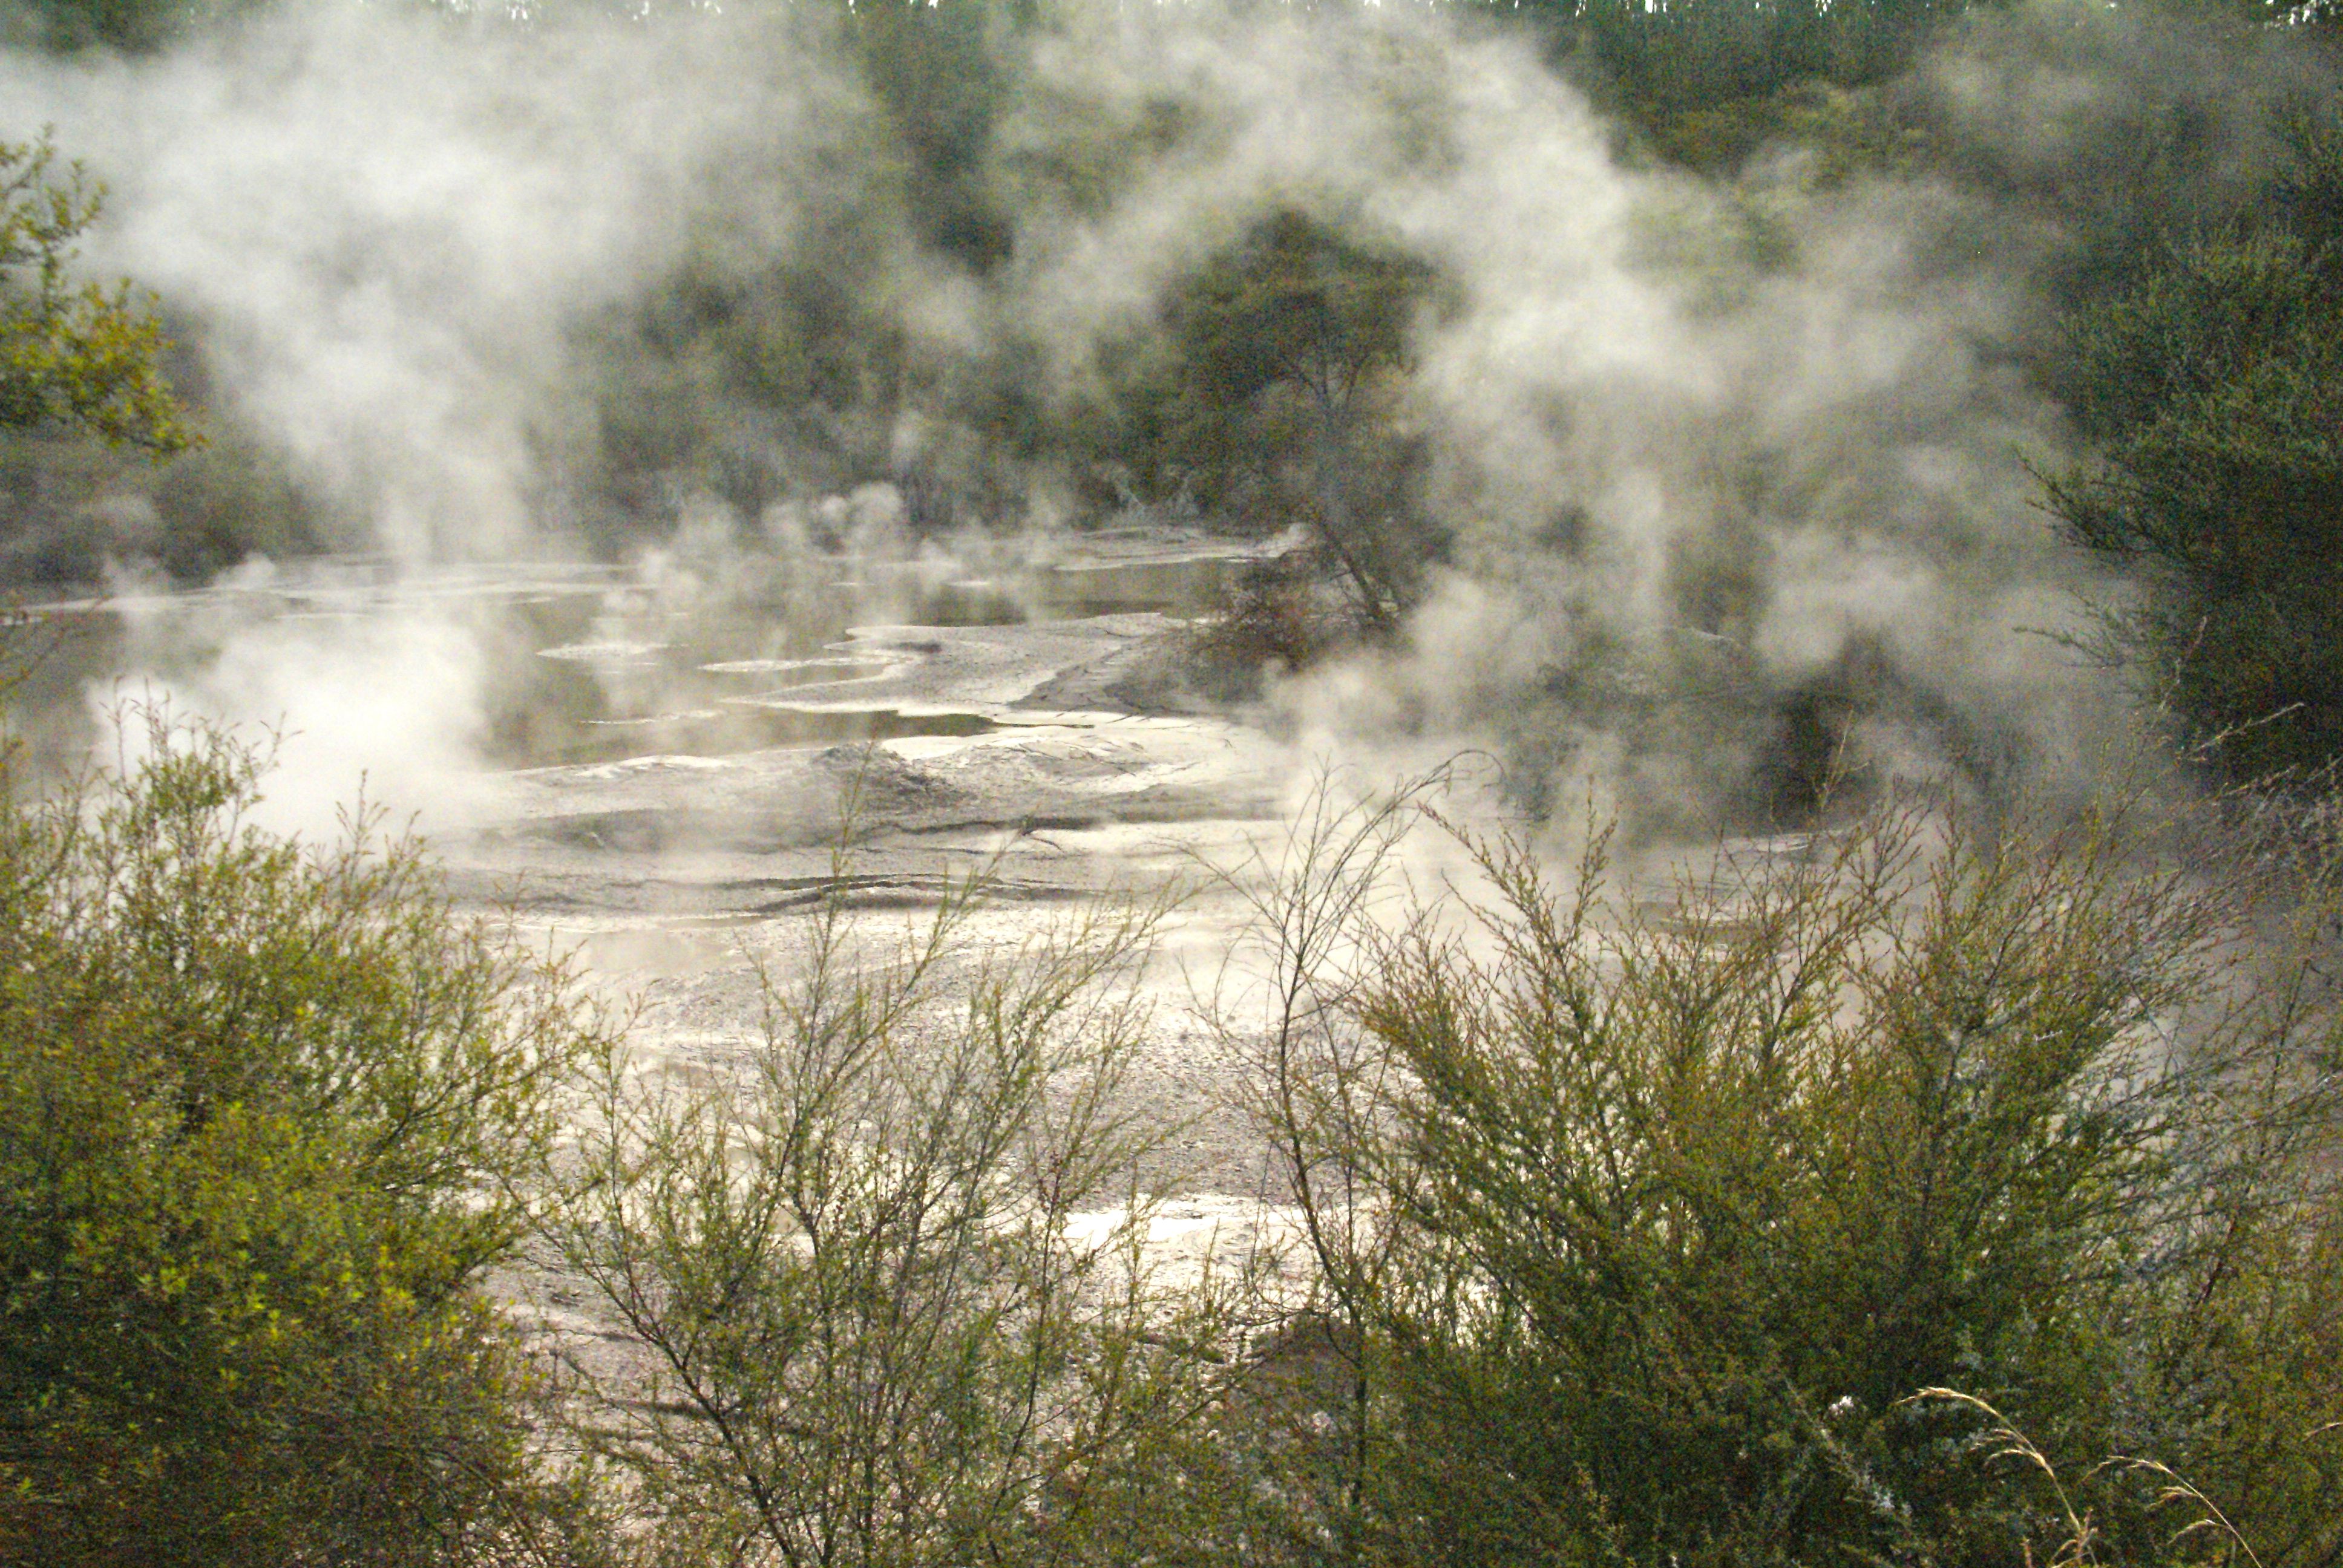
[
  {"left": 2046, "top": 97, "right": 2343, "bottom": 783},
  {"left": 1161, "top": 209, "right": 1444, "bottom": 625}
]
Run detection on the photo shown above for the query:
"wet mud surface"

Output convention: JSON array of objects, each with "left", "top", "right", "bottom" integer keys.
[
  {"left": 19, "top": 531, "right": 1832, "bottom": 1377},
  {"left": 21, "top": 531, "right": 1306, "bottom": 1206},
  {"left": 446, "top": 603, "right": 1302, "bottom": 1202},
  {"left": 21, "top": 530, "right": 1388, "bottom": 1381}
]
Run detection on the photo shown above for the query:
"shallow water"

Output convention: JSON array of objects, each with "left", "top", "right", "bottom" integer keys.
[
  {"left": 12, "top": 532, "right": 1296, "bottom": 1194},
  {"left": 14, "top": 540, "right": 1241, "bottom": 771}
]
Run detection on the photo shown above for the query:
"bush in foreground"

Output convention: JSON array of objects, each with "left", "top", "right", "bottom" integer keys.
[
  {"left": 4, "top": 721, "right": 2338, "bottom": 1568},
  {"left": 1215, "top": 784, "right": 2343, "bottom": 1567},
  {"left": 0, "top": 716, "right": 610, "bottom": 1566},
  {"left": 543, "top": 851, "right": 1238, "bottom": 1568}
]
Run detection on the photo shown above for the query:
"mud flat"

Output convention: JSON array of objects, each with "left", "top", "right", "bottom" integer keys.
[
  {"left": 444, "top": 603, "right": 1305, "bottom": 1200},
  {"left": 24, "top": 537, "right": 1337, "bottom": 1327}
]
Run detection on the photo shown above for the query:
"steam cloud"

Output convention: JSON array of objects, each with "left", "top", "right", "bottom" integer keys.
[{"left": 4, "top": 0, "right": 2294, "bottom": 833}]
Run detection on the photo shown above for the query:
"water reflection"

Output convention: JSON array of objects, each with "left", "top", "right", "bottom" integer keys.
[{"left": 7, "top": 540, "right": 1234, "bottom": 778}]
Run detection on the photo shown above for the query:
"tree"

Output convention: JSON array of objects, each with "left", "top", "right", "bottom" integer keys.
[
  {"left": 7, "top": 0, "right": 272, "bottom": 55},
  {"left": 1165, "top": 209, "right": 1443, "bottom": 629},
  {"left": 0, "top": 714, "right": 609, "bottom": 1564},
  {"left": 1476, "top": 0, "right": 1987, "bottom": 174},
  {"left": 1, "top": 134, "right": 192, "bottom": 455},
  {"left": 848, "top": 0, "right": 1020, "bottom": 272}
]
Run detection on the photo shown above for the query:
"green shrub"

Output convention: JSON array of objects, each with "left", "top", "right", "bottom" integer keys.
[
  {"left": 1, "top": 134, "right": 191, "bottom": 455},
  {"left": 0, "top": 713, "right": 610, "bottom": 1566},
  {"left": 1224, "top": 785, "right": 2343, "bottom": 1567},
  {"left": 543, "top": 835, "right": 1235, "bottom": 1567}
]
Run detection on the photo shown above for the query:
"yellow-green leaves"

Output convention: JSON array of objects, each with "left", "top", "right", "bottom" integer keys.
[
  {"left": 0, "top": 133, "right": 195, "bottom": 456},
  {"left": 0, "top": 711, "right": 611, "bottom": 1563}
]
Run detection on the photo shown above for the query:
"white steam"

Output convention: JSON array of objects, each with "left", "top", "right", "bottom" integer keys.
[
  {"left": 3, "top": 4, "right": 881, "bottom": 561},
  {"left": 1, "top": 0, "right": 2222, "bottom": 827},
  {"left": 1001, "top": 4, "right": 2124, "bottom": 822}
]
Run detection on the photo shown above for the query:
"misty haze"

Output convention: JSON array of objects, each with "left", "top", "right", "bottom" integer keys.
[{"left": 4, "top": 3, "right": 2342, "bottom": 1564}]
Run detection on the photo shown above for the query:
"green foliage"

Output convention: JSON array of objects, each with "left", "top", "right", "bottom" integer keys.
[
  {"left": 581, "top": 247, "right": 908, "bottom": 532},
  {"left": 2, "top": 728, "right": 2333, "bottom": 1567},
  {"left": 545, "top": 834, "right": 1231, "bottom": 1567},
  {"left": 1489, "top": 0, "right": 2330, "bottom": 200},
  {"left": 0, "top": 138, "right": 330, "bottom": 588},
  {"left": 1, "top": 136, "right": 192, "bottom": 456},
  {"left": 0, "top": 415, "right": 327, "bottom": 586},
  {"left": 2045, "top": 97, "right": 2343, "bottom": 784},
  {"left": 1, "top": 0, "right": 210, "bottom": 53},
  {"left": 139, "top": 421, "right": 327, "bottom": 578},
  {"left": 1477, "top": 0, "right": 1996, "bottom": 175},
  {"left": 1220, "top": 784, "right": 2343, "bottom": 1567},
  {"left": 848, "top": 0, "right": 1020, "bottom": 272},
  {"left": 0, "top": 714, "right": 611, "bottom": 1564},
  {"left": 1155, "top": 209, "right": 1444, "bottom": 627},
  {"left": 572, "top": 0, "right": 1054, "bottom": 540}
]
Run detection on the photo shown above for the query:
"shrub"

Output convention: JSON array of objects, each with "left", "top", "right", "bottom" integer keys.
[
  {"left": 1184, "top": 554, "right": 1339, "bottom": 702},
  {"left": 543, "top": 836, "right": 1236, "bottom": 1567},
  {"left": 1225, "top": 783, "right": 2343, "bottom": 1567},
  {"left": 1, "top": 134, "right": 191, "bottom": 454},
  {"left": 0, "top": 713, "right": 610, "bottom": 1566}
]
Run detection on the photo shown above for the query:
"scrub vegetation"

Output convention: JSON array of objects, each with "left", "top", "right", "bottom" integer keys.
[
  {"left": 5, "top": 717, "right": 2339, "bottom": 1567},
  {"left": 5, "top": 2, "right": 2343, "bottom": 1564},
  {"left": 1211, "top": 783, "right": 2343, "bottom": 1568},
  {"left": 0, "top": 716, "right": 614, "bottom": 1564},
  {"left": 1, "top": 134, "right": 189, "bottom": 456}
]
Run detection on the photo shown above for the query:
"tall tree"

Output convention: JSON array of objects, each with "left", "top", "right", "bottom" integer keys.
[{"left": 1166, "top": 210, "right": 1441, "bottom": 628}]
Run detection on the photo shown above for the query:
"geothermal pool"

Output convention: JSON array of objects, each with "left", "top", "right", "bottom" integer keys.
[
  {"left": 16, "top": 524, "right": 1314, "bottom": 1198},
  {"left": 15, "top": 523, "right": 1834, "bottom": 1367}
]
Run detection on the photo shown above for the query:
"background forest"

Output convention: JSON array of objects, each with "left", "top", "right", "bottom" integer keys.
[
  {"left": 5, "top": 0, "right": 2342, "bottom": 804},
  {"left": 8, "top": 0, "right": 2343, "bottom": 802},
  {"left": 5, "top": 2, "right": 2343, "bottom": 1566}
]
